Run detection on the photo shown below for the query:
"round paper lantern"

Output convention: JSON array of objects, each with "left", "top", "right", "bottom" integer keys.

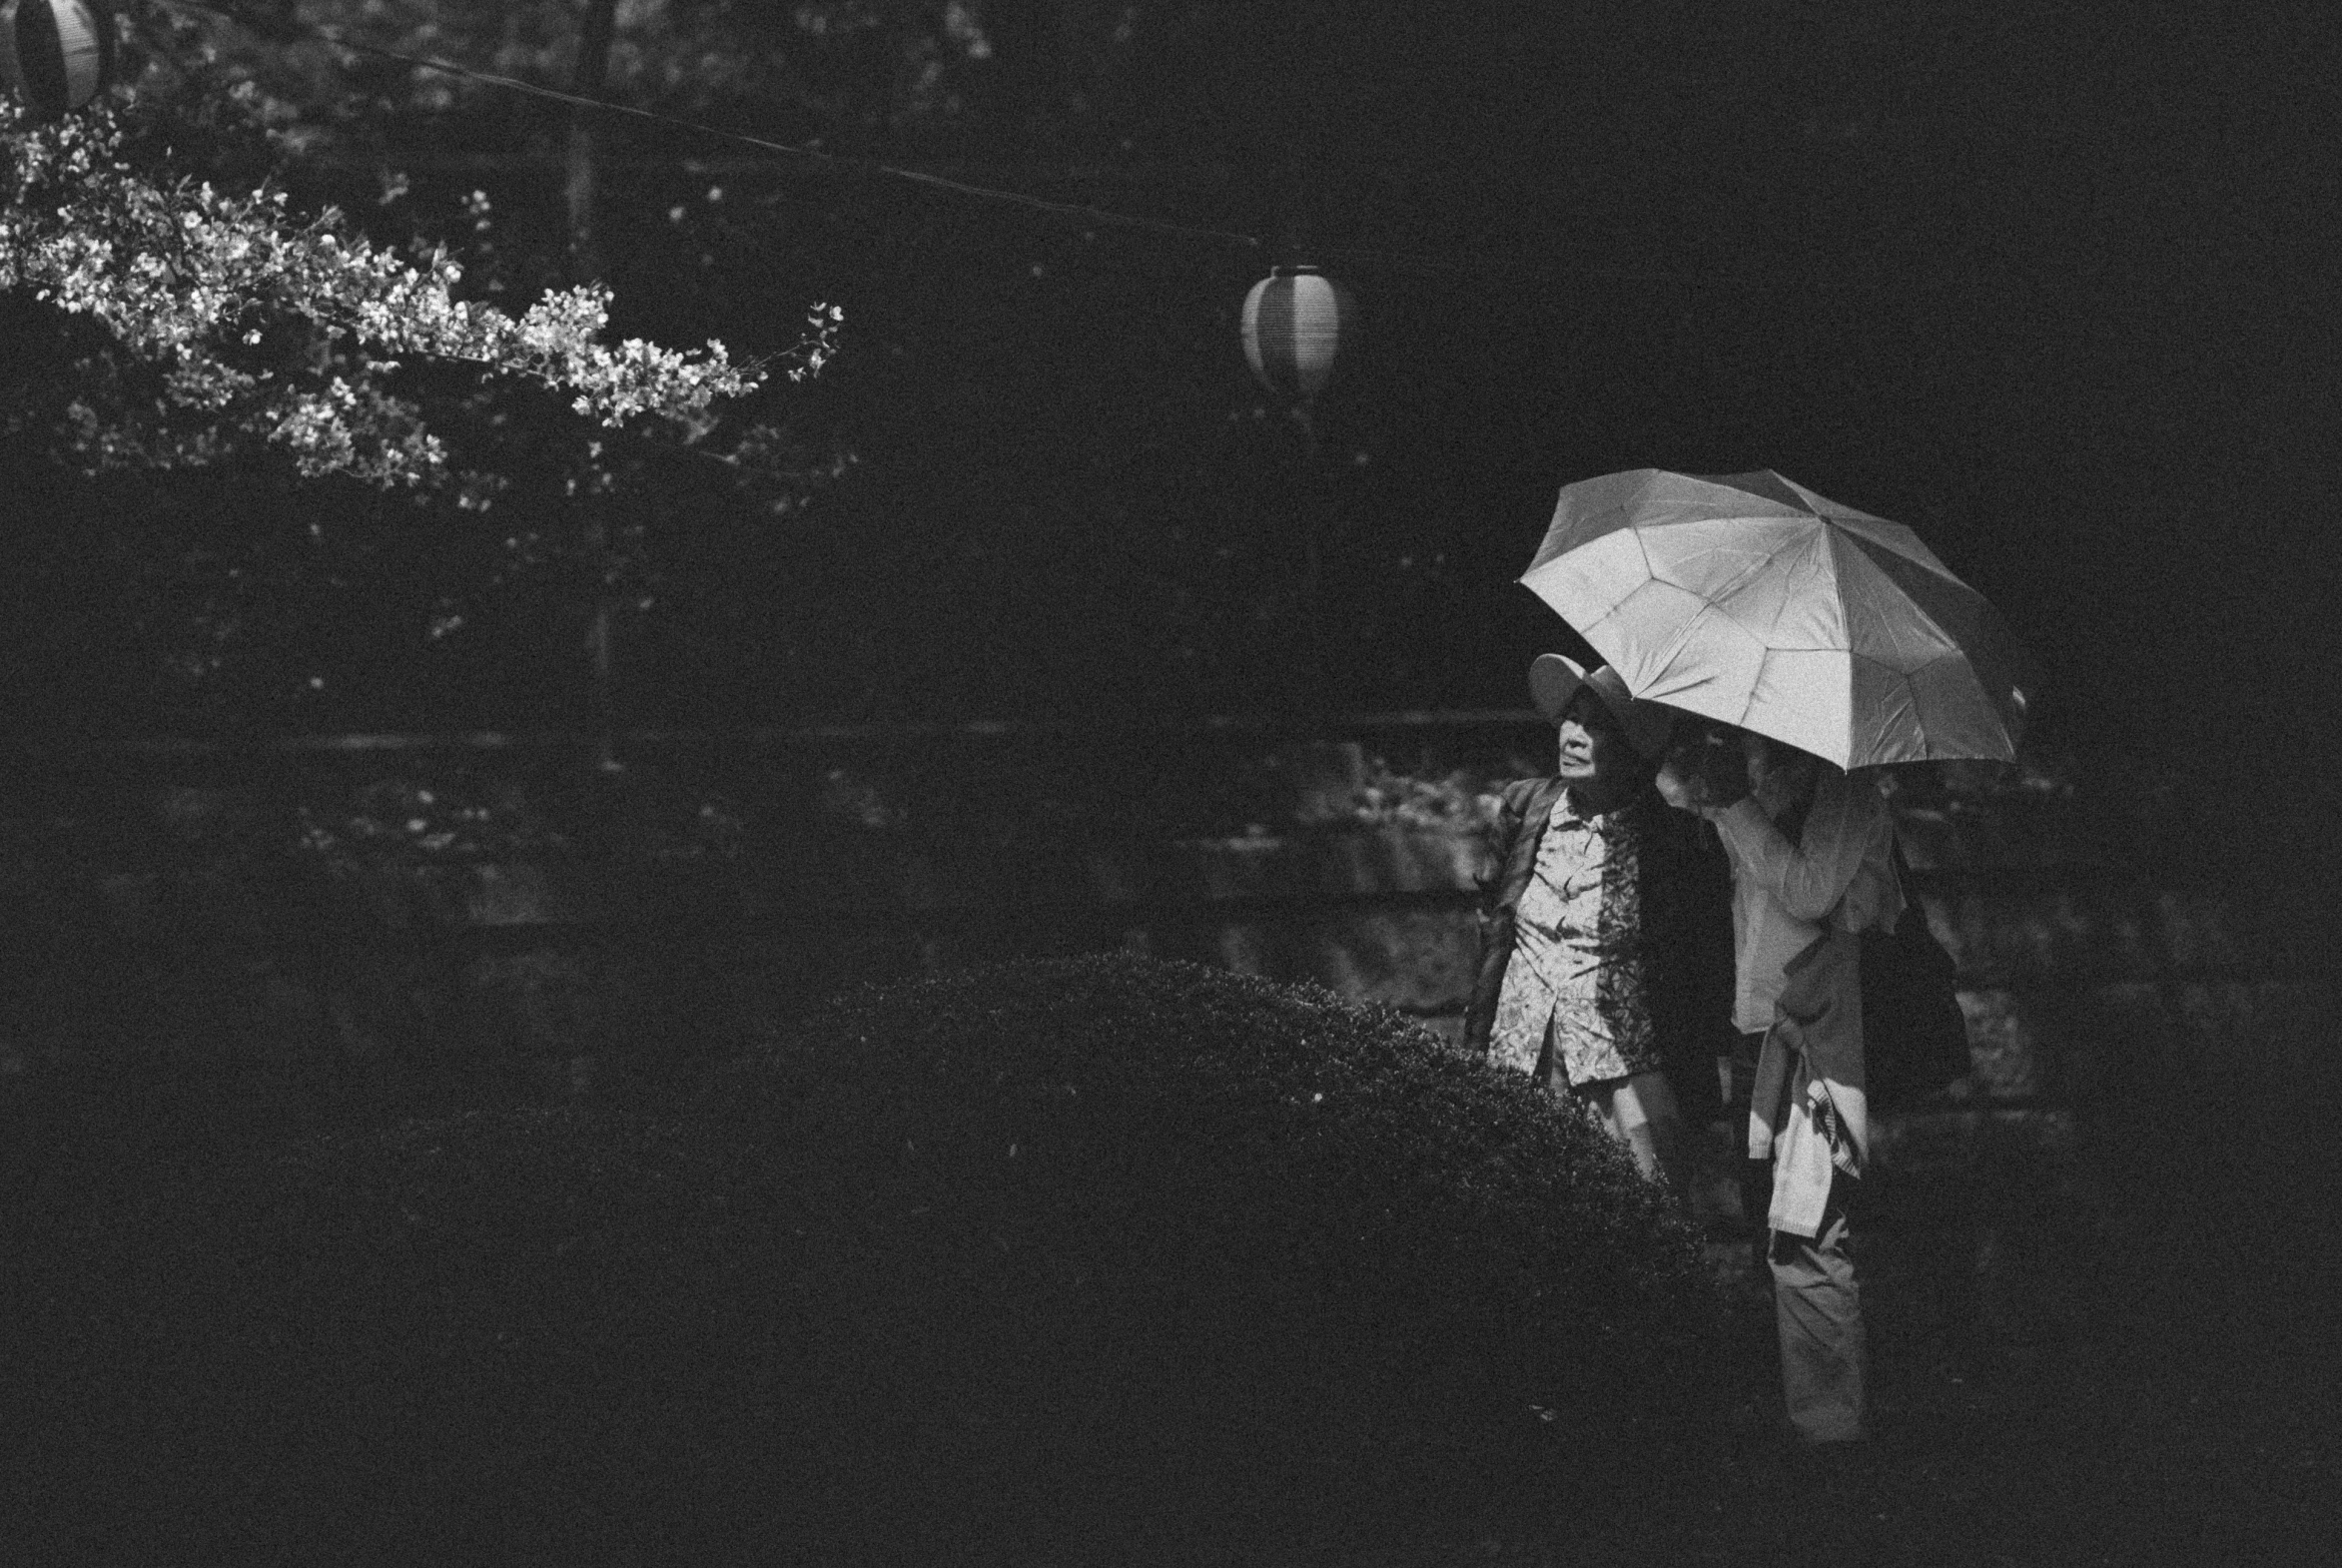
[
  {"left": 0, "top": 0, "right": 117, "bottom": 122},
  {"left": 1240, "top": 265, "right": 1355, "bottom": 404}
]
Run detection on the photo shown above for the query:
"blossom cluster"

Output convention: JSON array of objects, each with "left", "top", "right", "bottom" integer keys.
[{"left": 1, "top": 105, "right": 839, "bottom": 487}]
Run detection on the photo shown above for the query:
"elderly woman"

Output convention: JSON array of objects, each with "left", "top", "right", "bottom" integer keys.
[{"left": 1463, "top": 654, "right": 1732, "bottom": 1196}]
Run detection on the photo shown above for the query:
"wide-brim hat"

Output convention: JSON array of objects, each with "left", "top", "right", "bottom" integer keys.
[{"left": 1528, "top": 653, "right": 1675, "bottom": 759}]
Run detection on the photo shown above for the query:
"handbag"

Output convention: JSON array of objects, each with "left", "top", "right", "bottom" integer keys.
[
  {"left": 1859, "top": 838, "right": 1972, "bottom": 1113},
  {"left": 1770, "top": 780, "right": 1971, "bottom": 1114}
]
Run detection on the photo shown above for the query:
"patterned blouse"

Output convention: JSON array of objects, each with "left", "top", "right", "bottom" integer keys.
[{"left": 1487, "top": 789, "right": 1665, "bottom": 1088}]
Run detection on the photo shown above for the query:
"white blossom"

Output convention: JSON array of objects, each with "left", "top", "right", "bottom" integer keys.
[{"left": 1, "top": 105, "right": 844, "bottom": 488}]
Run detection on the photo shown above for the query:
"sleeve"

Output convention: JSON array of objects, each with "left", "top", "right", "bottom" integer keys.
[
  {"left": 1710, "top": 767, "right": 1886, "bottom": 923},
  {"left": 1475, "top": 780, "right": 1529, "bottom": 917},
  {"left": 1462, "top": 780, "right": 1533, "bottom": 1058}
]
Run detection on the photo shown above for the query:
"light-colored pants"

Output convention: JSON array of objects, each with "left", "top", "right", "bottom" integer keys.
[
  {"left": 1582, "top": 1071, "right": 1691, "bottom": 1192},
  {"left": 1771, "top": 1191, "right": 1866, "bottom": 1443},
  {"left": 1542, "top": 1062, "right": 1692, "bottom": 1195},
  {"left": 1523, "top": 1023, "right": 1692, "bottom": 1193},
  {"left": 1734, "top": 1031, "right": 1867, "bottom": 1443}
]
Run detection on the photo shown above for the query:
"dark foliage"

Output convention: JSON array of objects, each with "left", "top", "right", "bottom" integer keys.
[{"left": 5, "top": 953, "right": 1728, "bottom": 1562}]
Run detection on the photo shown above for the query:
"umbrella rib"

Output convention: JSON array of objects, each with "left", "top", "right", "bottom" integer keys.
[
  {"left": 1899, "top": 645, "right": 2019, "bottom": 754},
  {"left": 1845, "top": 644, "right": 2025, "bottom": 760},
  {"left": 1842, "top": 649, "right": 1925, "bottom": 766},
  {"left": 1648, "top": 519, "right": 1822, "bottom": 648},
  {"left": 1824, "top": 525, "right": 1966, "bottom": 668},
  {"left": 1579, "top": 520, "right": 1675, "bottom": 642},
  {"left": 1637, "top": 557, "right": 1754, "bottom": 683},
  {"left": 1833, "top": 529, "right": 1989, "bottom": 643}
]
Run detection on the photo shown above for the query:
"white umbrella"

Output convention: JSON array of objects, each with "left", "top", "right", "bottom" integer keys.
[{"left": 1520, "top": 468, "right": 2030, "bottom": 769}]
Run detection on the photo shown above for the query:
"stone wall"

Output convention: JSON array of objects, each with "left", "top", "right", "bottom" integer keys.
[{"left": 2, "top": 727, "right": 2331, "bottom": 1181}]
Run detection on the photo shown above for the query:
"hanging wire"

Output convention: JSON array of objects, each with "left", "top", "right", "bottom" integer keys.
[
  {"left": 323, "top": 32, "right": 1274, "bottom": 254},
  {"left": 147, "top": 0, "right": 1696, "bottom": 284}
]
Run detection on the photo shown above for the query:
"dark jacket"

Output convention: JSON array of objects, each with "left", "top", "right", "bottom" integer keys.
[{"left": 1463, "top": 776, "right": 1734, "bottom": 1123}]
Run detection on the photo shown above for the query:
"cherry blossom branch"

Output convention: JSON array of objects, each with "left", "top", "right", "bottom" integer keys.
[{"left": 2, "top": 105, "right": 841, "bottom": 486}]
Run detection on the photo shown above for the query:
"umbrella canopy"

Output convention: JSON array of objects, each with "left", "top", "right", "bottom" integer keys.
[{"left": 1520, "top": 468, "right": 2030, "bottom": 769}]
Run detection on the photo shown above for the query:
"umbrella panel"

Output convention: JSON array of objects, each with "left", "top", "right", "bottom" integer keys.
[
  {"left": 1697, "top": 470, "right": 1959, "bottom": 577},
  {"left": 1526, "top": 468, "right": 1816, "bottom": 571}
]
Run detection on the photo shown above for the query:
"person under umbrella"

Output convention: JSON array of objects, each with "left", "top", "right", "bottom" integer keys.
[
  {"left": 1658, "top": 719, "right": 1904, "bottom": 1451},
  {"left": 1463, "top": 654, "right": 1733, "bottom": 1197}
]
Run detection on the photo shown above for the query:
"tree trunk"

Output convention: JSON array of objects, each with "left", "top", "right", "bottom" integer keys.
[
  {"left": 566, "top": 0, "right": 619, "bottom": 285},
  {"left": 568, "top": 0, "right": 621, "bottom": 771},
  {"left": 989, "top": 0, "right": 1065, "bottom": 145}
]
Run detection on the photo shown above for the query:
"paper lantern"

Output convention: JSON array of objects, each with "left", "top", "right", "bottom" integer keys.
[
  {"left": 1240, "top": 266, "right": 1355, "bottom": 404},
  {"left": 1, "top": 0, "right": 117, "bottom": 122}
]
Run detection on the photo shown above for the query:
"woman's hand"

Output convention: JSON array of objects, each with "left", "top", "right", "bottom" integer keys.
[{"left": 1655, "top": 755, "right": 1706, "bottom": 812}]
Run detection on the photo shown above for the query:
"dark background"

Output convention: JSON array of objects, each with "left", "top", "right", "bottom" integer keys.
[{"left": 4, "top": 2, "right": 2336, "bottom": 789}]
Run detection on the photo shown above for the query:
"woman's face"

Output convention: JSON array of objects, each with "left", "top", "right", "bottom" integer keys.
[{"left": 1556, "top": 692, "right": 1632, "bottom": 787}]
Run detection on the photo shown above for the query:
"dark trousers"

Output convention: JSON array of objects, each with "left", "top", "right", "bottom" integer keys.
[{"left": 1724, "top": 1032, "right": 1771, "bottom": 1251}]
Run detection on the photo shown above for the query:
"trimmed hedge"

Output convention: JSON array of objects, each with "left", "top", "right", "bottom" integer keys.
[{"left": 7, "top": 954, "right": 1728, "bottom": 1563}]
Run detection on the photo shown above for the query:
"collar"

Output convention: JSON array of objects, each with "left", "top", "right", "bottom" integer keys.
[{"left": 1552, "top": 783, "right": 1640, "bottom": 826}]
